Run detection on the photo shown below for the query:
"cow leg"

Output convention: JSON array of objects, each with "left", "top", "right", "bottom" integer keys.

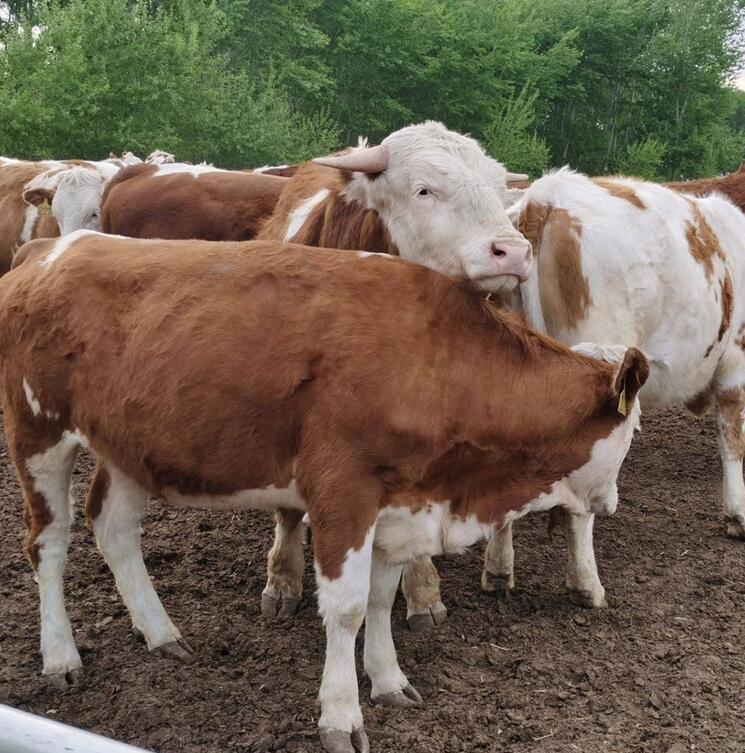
[
  {"left": 481, "top": 520, "right": 515, "bottom": 594},
  {"left": 565, "top": 511, "right": 606, "bottom": 608},
  {"left": 315, "top": 525, "right": 375, "bottom": 753},
  {"left": 261, "top": 508, "right": 305, "bottom": 618},
  {"left": 88, "top": 462, "right": 192, "bottom": 661},
  {"left": 365, "top": 551, "right": 422, "bottom": 708},
  {"left": 400, "top": 556, "right": 447, "bottom": 631},
  {"left": 17, "top": 433, "right": 81, "bottom": 688},
  {"left": 715, "top": 386, "right": 745, "bottom": 538}
]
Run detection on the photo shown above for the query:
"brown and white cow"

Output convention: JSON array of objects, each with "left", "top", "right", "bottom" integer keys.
[
  {"left": 97, "top": 123, "right": 532, "bottom": 626},
  {"left": 0, "top": 158, "right": 120, "bottom": 274},
  {"left": 256, "top": 122, "right": 531, "bottom": 625},
  {"left": 1, "top": 231, "right": 647, "bottom": 752},
  {"left": 101, "top": 162, "right": 289, "bottom": 241},
  {"left": 464, "top": 168, "right": 745, "bottom": 609}
]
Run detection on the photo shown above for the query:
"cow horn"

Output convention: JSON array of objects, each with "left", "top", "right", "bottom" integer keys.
[
  {"left": 505, "top": 171, "right": 529, "bottom": 183},
  {"left": 313, "top": 144, "right": 390, "bottom": 174}
]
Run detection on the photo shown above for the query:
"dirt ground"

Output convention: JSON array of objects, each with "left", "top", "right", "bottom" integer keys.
[{"left": 1, "top": 407, "right": 744, "bottom": 753}]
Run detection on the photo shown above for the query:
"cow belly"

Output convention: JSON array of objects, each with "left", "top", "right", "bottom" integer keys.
[
  {"left": 162, "top": 481, "right": 305, "bottom": 512},
  {"left": 374, "top": 503, "right": 492, "bottom": 564}
]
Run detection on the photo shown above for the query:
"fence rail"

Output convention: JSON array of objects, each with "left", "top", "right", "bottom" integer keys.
[{"left": 0, "top": 703, "right": 154, "bottom": 753}]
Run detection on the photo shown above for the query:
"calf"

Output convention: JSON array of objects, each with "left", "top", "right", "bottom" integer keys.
[
  {"left": 470, "top": 169, "right": 745, "bottom": 607},
  {"left": 2, "top": 231, "right": 646, "bottom": 752},
  {"left": 101, "top": 162, "right": 288, "bottom": 241},
  {"left": 0, "top": 158, "right": 119, "bottom": 274}
]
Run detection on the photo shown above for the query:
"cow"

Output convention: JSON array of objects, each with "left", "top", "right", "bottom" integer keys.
[
  {"left": 0, "top": 231, "right": 648, "bottom": 752},
  {"left": 144, "top": 149, "right": 175, "bottom": 165},
  {"left": 255, "top": 121, "right": 532, "bottom": 626},
  {"left": 106, "top": 151, "right": 143, "bottom": 168},
  {"left": 105, "top": 150, "right": 175, "bottom": 167},
  {"left": 101, "top": 162, "right": 289, "bottom": 241},
  {"left": 458, "top": 168, "right": 745, "bottom": 610},
  {"left": 99, "top": 122, "right": 531, "bottom": 628},
  {"left": 666, "top": 163, "right": 745, "bottom": 212},
  {"left": 0, "top": 158, "right": 120, "bottom": 275}
]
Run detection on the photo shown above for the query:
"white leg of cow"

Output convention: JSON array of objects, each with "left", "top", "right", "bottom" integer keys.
[
  {"left": 565, "top": 511, "right": 606, "bottom": 608},
  {"left": 364, "top": 551, "right": 422, "bottom": 707},
  {"left": 22, "top": 435, "right": 81, "bottom": 688},
  {"left": 715, "top": 387, "right": 745, "bottom": 538},
  {"left": 400, "top": 556, "right": 447, "bottom": 631},
  {"left": 315, "top": 527, "right": 375, "bottom": 753},
  {"left": 262, "top": 508, "right": 305, "bottom": 618},
  {"left": 481, "top": 520, "right": 515, "bottom": 593},
  {"left": 89, "top": 463, "right": 192, "bottom": 661}
]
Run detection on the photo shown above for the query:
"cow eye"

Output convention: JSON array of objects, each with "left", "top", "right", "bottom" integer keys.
[{"left": 416, "top": 187, "right": 431, "bottom": 197}]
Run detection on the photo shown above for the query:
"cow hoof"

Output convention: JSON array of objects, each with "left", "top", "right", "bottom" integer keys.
[
  {"left": 481, "top": 570, "right": 514, "bottom": 594},
  {"left": 45, "top": 666, "right": 83, "bottom": 691},
  {"left": 319, "top": 726, "right": 369, "bottom": 753},
  {"left": 261, "top": 592, "right": 301, "bottom": 619},
  {"left": 725, "top": 516, "right": 745, "bottom": 540},
  {"left": 152, "top": 638, "right": 195, "bottom": 663},
  {"left": 373, "top": 683, "right": 423, "bottom": 708},
  {"left": 567, "top": 588, "right": 607, "bottom": 609},
  {"left": 406, "top": 602, "right": 448, "bottom": 632}
]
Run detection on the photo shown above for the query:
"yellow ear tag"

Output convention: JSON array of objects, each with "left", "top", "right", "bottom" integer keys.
[
  {"left": 38, "top": 200, "right": 52, "bottom": 216},
  {"left": 617, "top": 382, "right": 628, "bottom": 416}
]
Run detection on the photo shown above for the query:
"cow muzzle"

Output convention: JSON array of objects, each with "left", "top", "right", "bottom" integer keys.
[{"left": 490, "top": 240, "right": 532, "bottom": 283}]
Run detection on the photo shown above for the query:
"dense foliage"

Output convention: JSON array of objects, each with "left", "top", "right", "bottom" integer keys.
[{"left": 0, "top": 0, "right": 743, "bottom": 177}]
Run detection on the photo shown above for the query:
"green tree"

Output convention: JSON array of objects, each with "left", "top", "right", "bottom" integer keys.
[
  {"left": 482, "top": 89, "right": 551, "bottom": 177},
  {"left": 0, "top": 0, "right": 339, "bottom": 165}
]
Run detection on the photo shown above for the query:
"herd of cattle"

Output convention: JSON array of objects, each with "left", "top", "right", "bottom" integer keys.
[{"left": 2, "top": 121, "right": 745, "bottom": 752}]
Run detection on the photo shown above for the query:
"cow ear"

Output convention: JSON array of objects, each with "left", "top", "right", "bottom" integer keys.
[
  {"left": 23, "top": 187, "right": 55, "bottom": 207},
  {"left": 503, "top": 187, "right": 525, "bottom": 208},
  {"left": 612, "top": 347, "right": 649, "bottom": 415}
]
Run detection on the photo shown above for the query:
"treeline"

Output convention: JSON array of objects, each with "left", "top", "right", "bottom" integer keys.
[{"left": 1, "top": 0, "right": 744, "bottom": 179}]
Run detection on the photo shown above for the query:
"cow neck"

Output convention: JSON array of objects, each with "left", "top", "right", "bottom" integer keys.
[
  {"left": 384, "top": 293, "right": 623, "bottom": 525},
  {"left": 299, "top": 185, "right": 400, "bottom": 257},
  {"left": 443, "top": 295, "right": 617, "bottom": 448}
]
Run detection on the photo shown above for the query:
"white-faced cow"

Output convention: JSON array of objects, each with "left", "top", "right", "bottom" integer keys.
[
  {"left": 101, "top": 162, "right": 289, "bottom": 241},
  {"left": 1, "top": 231, "right": 647, "bottom": 752},
  {"left": 0, "top": 158, "right": 120, "bottom": 274},
  {"left": 256, "top": 121, "right": 532, "bottom": 626}
]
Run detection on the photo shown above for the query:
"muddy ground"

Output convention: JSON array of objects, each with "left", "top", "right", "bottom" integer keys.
[{"left": 1, "top": 407, "right": 744, "bottom": 753}]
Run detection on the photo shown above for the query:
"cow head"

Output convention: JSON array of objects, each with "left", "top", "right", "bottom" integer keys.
[
  {"left": 23, "top": 166, "right": 109, "bottom": 235},
  {"left": 314, "top": 121, "right": 532, "bottom": 294},
  {"left": 146, "top": 150, "right": 175, "bottom": 165}
]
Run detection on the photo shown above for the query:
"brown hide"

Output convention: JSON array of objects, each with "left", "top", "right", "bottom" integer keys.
[
  {"left": 666, "top": 165, "right": 745, "bottom": 211},
  {"left": 257, "top": 161, "right": 398, "bottom": 255},
  {"left": 1, "top": 235, "right": 645, "bottom": 578},
  {"left": 0, "top": 162, "right": 60, "bottom": 275},
  {"left": 101, "top": 164, "right": 288, "bottom": 241}
]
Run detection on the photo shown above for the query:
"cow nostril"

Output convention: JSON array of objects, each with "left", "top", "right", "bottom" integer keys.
[{"left": 491, "top": 243, "right": 506, "bottom": 258}]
